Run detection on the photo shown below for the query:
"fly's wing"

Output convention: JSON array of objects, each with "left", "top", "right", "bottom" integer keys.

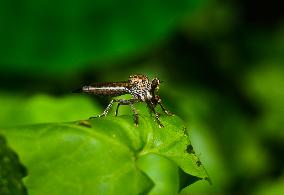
[{"left": 74, "top": 81, "right": 131, "bottom": 96}]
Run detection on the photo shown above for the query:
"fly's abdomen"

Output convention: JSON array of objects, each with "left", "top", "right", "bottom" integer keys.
[{"left": 82, "top": 82, "right": 130, "bottom": 96}]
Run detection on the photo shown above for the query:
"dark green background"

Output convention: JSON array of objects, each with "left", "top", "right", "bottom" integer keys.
[{"left": 1, "top": 0, "right": 284, "bottom": 194}]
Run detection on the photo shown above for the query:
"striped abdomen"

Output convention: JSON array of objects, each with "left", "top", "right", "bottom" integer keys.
[{"left": 82, "top": 82, "right": 130, "bottom": 96}]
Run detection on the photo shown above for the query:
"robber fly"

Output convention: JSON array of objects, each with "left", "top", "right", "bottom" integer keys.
[{"left": 74, "top": 74, "right": 173, "bottom": 128}]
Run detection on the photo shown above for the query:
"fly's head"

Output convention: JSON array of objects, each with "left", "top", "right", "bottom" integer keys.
[
  {"left": 150, "top": 77, "right": 162, "bottom": 105},
  {"left": 150, "top": 78, "right": 160, "bottom": 95}
]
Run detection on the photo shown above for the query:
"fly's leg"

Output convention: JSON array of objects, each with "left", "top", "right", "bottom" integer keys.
[
  {"left": 129, "top": 102, "right": 139, "bottom": 126},
  {"left": 92, "top": 99, "right": 139, "bottom": 126},
  {"left": 115, "top": 99, "right": 139, "bottom": 126},
  {"left": 147, "top": 101, "right": 164, "bottom": 128},
  {"left": 115, "top": 103, "right": 121, "bottom": 116},
  {"left": 156, "top": 97, "right": 173, "bottom": 116},
  {"left": 115, "top": 99, "right": 137, "bottom": 116},
  {"left": 90, "top": 99, "right": 116, "bottom": 119},
  {"left": 158, "top": 102, "right": 173, "bottom": 116},
  {"left": 146, "top": 103, "right": 153, "bottom": 117}
]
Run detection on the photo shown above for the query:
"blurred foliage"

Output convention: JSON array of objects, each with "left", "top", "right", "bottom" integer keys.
[
  {"left": 0, "top": 0, "right": 206, "bottom": 75},
  {"left": 0, "top": 115, "right": 207, "bottom": 194},
  {"left": 253, "top": 177, "right": 284, "bottom": 195},
  {"left": 245, "top": 65, "right": 284, "bottom": 138},
  {"left": 0, "top": 0, "right": 284, "bottom": 194}
]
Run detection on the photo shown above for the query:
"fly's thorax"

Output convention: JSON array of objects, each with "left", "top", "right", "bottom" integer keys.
[{"left": 128, "top": 74, "right": 152, "bottom": 101}]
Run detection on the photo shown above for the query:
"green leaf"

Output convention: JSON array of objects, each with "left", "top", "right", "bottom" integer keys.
[
  {"left": 244, "top": 64, "right": 284, "bottom": 139},
  {"left": 136, "top": 153, "right": 180, "bottom": 195},
  {"left": 0, "top": 93, "right": 101, "bottom": 127},
  {"left": 0, "top": 0, "right": 207, "bottom": 75},
  {"left": 0, "top": 135, "right": 27, "bottom": 195},
  {"left": 0, "top": 115, "right": 208, "bottom": 195}
]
